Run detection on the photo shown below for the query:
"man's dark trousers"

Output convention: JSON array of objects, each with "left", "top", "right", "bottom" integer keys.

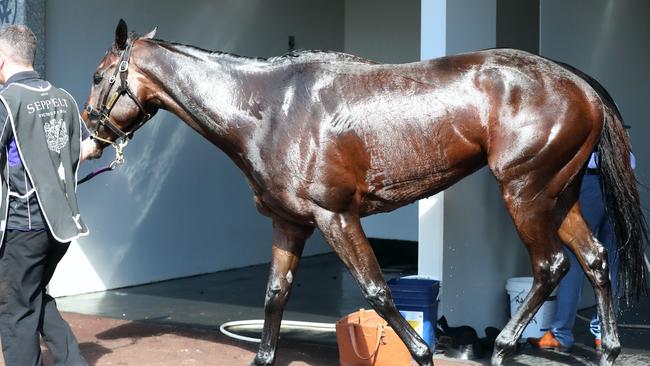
[{"left": 0, "top": 230, "right": 87, "bottom": 366}]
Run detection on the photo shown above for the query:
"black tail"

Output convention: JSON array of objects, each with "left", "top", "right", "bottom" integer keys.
[{"left": 598, "top": 104, "right": 649, "bottom": 303}]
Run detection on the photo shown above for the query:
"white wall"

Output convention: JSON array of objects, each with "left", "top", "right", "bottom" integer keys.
[
  {"left": 47, "top": 0, "right": 344, "bottom": 296},
  {"left": 344, "top": 0, "right": 421, "bottom": 241}
]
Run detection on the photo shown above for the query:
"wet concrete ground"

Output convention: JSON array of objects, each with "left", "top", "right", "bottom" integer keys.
[
  {"left": 0, "top": 312, "right": 339, "bottom": 366},
  {"left": 53, "top": 253, "right": 650, "bottom": 365}
]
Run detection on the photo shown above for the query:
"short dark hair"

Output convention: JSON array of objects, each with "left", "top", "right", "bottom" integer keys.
[{"left": 0, "top": 25, "right": 36, "bottom": 66}]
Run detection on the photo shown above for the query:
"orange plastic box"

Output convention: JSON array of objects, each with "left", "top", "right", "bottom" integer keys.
[{"left": 336, "top": 309, "right": 412, "bottom": 366}]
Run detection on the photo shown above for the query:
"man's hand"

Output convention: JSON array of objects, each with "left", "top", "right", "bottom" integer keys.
[{"left": 80, "top": 138, "right": 100, "bottom": 163}]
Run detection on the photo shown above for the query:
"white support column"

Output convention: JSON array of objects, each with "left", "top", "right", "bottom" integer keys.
[
  {"left": 418, "top": 194, "right": 444, "bottom": 279},
  {"left": 420, "top": 0, "right": 446, "bottom": 60},
  {"left": 418, "top": 0, "right": 446, "bottom": 281}
]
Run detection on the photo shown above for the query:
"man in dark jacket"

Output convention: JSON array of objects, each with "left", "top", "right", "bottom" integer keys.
[{"left": 0, "top": 24, "right": 93, "bottom": 366}]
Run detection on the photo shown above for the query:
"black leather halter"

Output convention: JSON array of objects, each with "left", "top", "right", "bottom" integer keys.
[{"left": 84, "top": 37, "right": 151, "bottom": 144}]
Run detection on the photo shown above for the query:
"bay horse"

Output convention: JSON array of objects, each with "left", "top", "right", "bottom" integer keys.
[{"left": 82, "top": 20, "right": 647, "bottom": 366}]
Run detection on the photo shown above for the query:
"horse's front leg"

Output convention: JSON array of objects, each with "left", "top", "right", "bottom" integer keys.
[
  {"left": 315, "top": 209, "right": 433, "bottom": 366},
  {"left": 251, "top": 219, "right": 314, "bottom": 366}
]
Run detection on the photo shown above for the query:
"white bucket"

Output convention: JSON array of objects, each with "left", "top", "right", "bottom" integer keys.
[{"left": 505, "top": 277, "right": 557, "bottom": 340}]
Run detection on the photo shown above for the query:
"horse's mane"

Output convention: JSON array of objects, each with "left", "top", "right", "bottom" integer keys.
[{"left": 145, "top": 37, "right": 377, "bottom": 65}]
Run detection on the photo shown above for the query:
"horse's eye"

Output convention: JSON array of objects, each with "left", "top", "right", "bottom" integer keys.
[{"left": 93, "top": 72, "right": 103, "bottom": 85}]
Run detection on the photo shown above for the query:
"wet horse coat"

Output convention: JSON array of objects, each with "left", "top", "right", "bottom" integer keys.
[{"left": 83, "top": 21, "right": 646, "bottom": 366}]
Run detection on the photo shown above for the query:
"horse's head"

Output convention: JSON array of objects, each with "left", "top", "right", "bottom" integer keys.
[{"left": 82, "top": 19, "right": 159, "bottom": 159}]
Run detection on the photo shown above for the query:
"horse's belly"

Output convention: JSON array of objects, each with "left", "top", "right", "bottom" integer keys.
[
  {"left": 360, "top": 129, "right": 486, "bottom": 215},
  {"left": 360, "top": 162, "right": 483, "bottom": 215}
]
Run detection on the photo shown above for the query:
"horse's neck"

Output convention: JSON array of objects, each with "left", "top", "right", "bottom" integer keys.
[{"left": 143, "top": 44, "right": 269, "bottom": 154}]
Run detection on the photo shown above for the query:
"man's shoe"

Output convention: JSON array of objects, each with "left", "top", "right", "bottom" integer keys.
[{"left": 527, "top": 331, "right": 569, "bottom": 352}]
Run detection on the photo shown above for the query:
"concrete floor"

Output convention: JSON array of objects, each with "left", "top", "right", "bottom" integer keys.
[
  {"left": 0, "top": 312, "right": 339, "bottom": 366},
  {"left": 56, "top": 254, "right": 388, "bottom": 335},
  {"left": 56, "top": 253, "right": 650, "bottom": 365}
]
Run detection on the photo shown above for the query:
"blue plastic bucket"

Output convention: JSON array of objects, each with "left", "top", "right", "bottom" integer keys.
[{"left": 387, "top": 276, "right": 440, "bottom": 349}]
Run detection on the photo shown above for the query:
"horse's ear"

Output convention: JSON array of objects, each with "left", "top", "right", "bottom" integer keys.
[
  {"left": 142, "top": 27, "right": 157, "bottom": 40},
  {"left": 115, "top": 19, "right": 128, "bottom": 50}
]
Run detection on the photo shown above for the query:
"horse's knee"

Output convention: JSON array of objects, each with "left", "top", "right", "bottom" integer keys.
[
  {"left": 264, "top": 280, "right": 289, "bottom": 313},
  {"left": 550, "top": 250, "right": 570, "bottom": 281},
  {"left": 586, "top": 247, "right": 610, "bottom": 287},
  {"left": 534, "top": 250, "right": 569, "bottom": 284},
  {"left": 363, "top": 284, "right": 391, "bottom": 310}
]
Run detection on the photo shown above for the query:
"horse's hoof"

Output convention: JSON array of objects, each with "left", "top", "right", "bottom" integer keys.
[
  {"left": 249, "top": 361, "right": 272, "bottom": 366},
  {"left": 412, "top": 348, "right": 433, "bottom": 366},
  {"left": 599, "top": 351, "right": 620, "bottom": 366},
  {"left": 491, "top": 353, "right": 505, "bottom": 366},
  {"left": 599, "top": 357, "right": 614, "bottom": 366},
  {"left": 250, "top": 355, "right": 274, "bottom": 366},
  {"left": 491, "top": 345, "right": 513, "bottom": 366},
  {"left": 411, "top": 360, "right": 433, "bottom": 366},
  {"left": 412, "top": 358, "right": 433, "bottom": 366},
  {"left": 491, "top": 339, "right": 515, "bottom": 365},
  {"left": 599, "top": 341, "right": 621, "bottom": 366}
]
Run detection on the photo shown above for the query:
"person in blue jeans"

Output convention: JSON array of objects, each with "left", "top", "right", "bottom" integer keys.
[{"left": 528, "top": 150, "right": 635, "bottom": 350}]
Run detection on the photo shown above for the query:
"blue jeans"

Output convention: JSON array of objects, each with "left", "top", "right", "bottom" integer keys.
[{"left": 550, "top": 174, "right": 619, "bottom": 348}]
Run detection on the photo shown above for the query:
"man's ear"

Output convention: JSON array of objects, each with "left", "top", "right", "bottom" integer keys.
[
  {"left": 142, "top": 27, "right": 157, "bottom": 40},
  {"left": 115, "top": 19, "right": 128, "bottom": 50}
]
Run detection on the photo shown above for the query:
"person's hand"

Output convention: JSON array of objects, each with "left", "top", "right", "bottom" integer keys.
[{"left": 80, "top": 137, "right": 100, "bottom": 163}]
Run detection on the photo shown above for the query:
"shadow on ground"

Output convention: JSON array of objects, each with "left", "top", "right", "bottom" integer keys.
[{"left": 31, "top": 313, "right": 339, "bottom": 366}]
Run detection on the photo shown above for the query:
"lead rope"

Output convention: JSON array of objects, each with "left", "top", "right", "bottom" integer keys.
[
  {"left": 91, "top": 134, "right": 129, "bottom": 168},
  {"left": 77, "top": 136, "right": 129, "bottom": 185}
]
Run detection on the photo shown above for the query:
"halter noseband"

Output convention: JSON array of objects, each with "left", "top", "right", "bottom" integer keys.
[{"left": 84, "top": 37, "right": 151, "bottom": 167}]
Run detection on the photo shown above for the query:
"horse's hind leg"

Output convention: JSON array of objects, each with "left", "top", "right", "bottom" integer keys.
[
  {"left": 315, "top": 210, "right": 434, "bottom": 366},
  {"left": 491, "top": 201, "right": 570, "bottom": 365},
  {"left": 251, "top": 219, "right": 314, "bottom": 366},
  {"left": 559, "top": 202, "right": 620, "bottom": 366}
]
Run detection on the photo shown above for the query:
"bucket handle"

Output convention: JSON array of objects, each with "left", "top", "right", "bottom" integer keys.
[{"left": 347, "top": 324, "right": 384, "bottom": 360}]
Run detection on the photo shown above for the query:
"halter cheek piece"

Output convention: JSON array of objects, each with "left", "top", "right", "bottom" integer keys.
[{"left": 84, "top": 36, "right": 152, "bottom": 167}]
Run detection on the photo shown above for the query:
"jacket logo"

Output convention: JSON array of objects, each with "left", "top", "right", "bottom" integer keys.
[{"left": 44, "top": 119, "right": 68, "bottom": 153}]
